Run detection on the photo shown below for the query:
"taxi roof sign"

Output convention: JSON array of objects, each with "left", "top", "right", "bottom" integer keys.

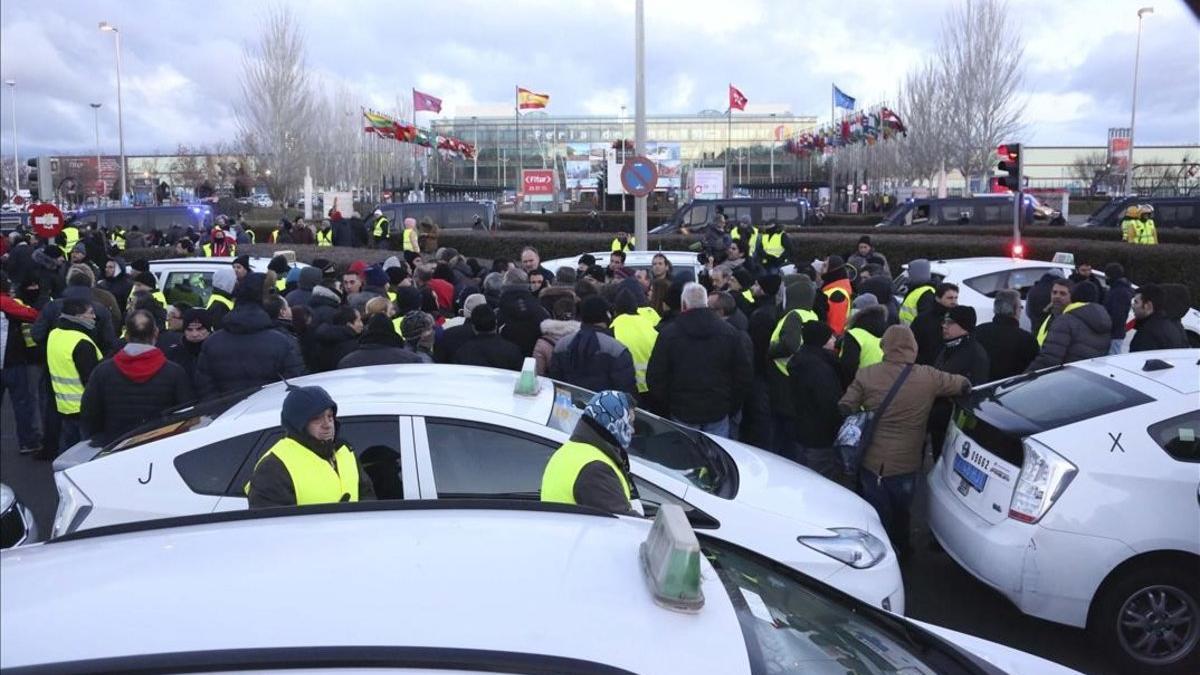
[
  {"left": 1052, "top": 252, "right": 1075, "bottom": 266},
  {"left": 640, "top": 504, "right": 704, "bottom": 613}
]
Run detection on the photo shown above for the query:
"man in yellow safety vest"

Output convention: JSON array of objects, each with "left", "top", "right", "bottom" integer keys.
[
  {"left": 46, "top": 299, "right": 102, "bottom": 453},
  {"left": 246, "top": 385, "right": 375, "bottom": 508},
  {"left": 540, "top": 389, "right": 638, "bottom": 514},
  {"left": 1119, "top": 205, "right": 1141, "bottom": 243},
  {"left": 1132, "top": 204, "right": 1157, "bottom": 245}
]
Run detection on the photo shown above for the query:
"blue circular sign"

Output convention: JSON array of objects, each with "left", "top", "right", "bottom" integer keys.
[{"left": 621, "top": 155, "right": 659, "bottom": 198}]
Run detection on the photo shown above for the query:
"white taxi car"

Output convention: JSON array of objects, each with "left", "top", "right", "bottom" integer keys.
[
  {"left": 928, "top": 350, "right": 1200, "bottom": 674},
  {"left": 51, "top": 364, "right": 904, "bottom": 612},
  {"left": 893, "top": 256, "right": 1200, "bottom": 343},
  {"left": 2, "top": 502, "right": 1082, "bottom": 674},
  {"left": 148, "top": 255, "right": 309, "bottom": 308},
  {"left": 542, "top": 250, "right": 705, "bottom": 282}
]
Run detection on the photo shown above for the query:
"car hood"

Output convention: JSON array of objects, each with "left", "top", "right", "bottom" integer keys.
[
  {"left": 708, "top": 436, "right": 874, "bottom": 533},
  {"left": 911, "top": 620, "right": 1084, "bottom": 674}
]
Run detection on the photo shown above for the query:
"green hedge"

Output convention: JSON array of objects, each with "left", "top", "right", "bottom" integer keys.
[{"left": 796, "top": 224, "right": 1200, "bottom": 245}]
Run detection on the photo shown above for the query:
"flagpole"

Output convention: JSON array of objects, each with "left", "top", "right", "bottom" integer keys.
[
  {"left": 515, "top": 86, "right": 521, "bottom": 210},
  {"left": 830, "top": 84, "right": 837, "bottom": 213},
  {"left": 725, "top": 100, "right": 732, "bottom": 198}
]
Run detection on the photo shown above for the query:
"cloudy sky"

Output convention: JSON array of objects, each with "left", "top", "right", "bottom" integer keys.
[{"left": 1, "top": 0, "right": 1196, "bottom": 157}]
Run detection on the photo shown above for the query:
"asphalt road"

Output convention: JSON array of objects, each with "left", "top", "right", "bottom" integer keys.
[{"left": 0, "top": 397, "right": 1114, "bottom": 674}]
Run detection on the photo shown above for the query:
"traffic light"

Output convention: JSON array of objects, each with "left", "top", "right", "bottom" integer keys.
[
  {"left": 996, "top": 143, "right": 1022, "bottom": 191},
  {"left": 24, "top": 157, "right": 53, "bottom": 201}
]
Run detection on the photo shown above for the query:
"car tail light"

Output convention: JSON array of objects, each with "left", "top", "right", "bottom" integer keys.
[
  {"left": 52, "top": 472, "right": 92, "bottom": 539},
  {"left": 1008, "top": 439, "right": 1076, "bottom": 524}
]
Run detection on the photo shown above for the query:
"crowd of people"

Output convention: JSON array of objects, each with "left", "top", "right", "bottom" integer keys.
[{"left": 1, "top": 215, "right": 1193, "bottom": 557}]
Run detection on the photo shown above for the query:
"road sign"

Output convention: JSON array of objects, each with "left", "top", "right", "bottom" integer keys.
[
  {"left": 29, "top": 203, "right": 65, "bottom": 239},
  {"left": 621, "top": 156, "right": 658, "bottom": 198},
  {"left": 11, "top": 195, "right": 25, "bottom": 206}
]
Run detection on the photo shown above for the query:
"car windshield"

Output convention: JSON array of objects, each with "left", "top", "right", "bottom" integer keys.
[
  {"left": 99, "top": 387, "right": 259, "bottom": 456},
  {"left": 975, "top": 366, "right": 1155, "bottom": 434},
  {"left": 549, "top": 382, "right": 738, "bottom": 498},
  {"left": 1089, "top": 200, "right": 1123, "bottom": 224},
  {"left": 880, "top": 202, "right": 912, "bottom": 225},
  {"left": 701, "top": 535, "right": 979, "bottom": 674}
]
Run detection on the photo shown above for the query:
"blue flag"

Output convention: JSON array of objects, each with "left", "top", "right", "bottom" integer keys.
[{"left": 833, "top": 85, "right": 856, "bottom": 110}]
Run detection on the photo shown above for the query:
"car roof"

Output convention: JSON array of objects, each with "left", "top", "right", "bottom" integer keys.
[
  {"left": 543, "top": 250, "right": 699, "bottom": 268},
  {"left": 226, "top": 364, "right": 555, "bottom": 425},
  {"left": 0, "top": 505, "right": 748, "bottom": 673},
  {"left": 908, "top": 257, "right": 1072, "bottom": 276},
  {"left": 149, "top": 257, "right": 310, "bottom": 271},
  {"left": 1071, "top": 349, "right": 1200, "bottom": 396}
]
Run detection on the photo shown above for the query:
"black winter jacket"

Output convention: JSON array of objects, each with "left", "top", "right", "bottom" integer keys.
[
  {"left": 934, "top": 335, "right": 991, "bottom": 385},
  {"left": 974, "top": 316, "right": 1038, "bottom": 381},
  {"left": 310, "top": 322, "right": 360, "bottom": 373},
  {"left": 1103, "top": 278, "right": 1136, "bottom": 340},
  {"left": 194, "top": 304, "right": 307, "bottom": 398},
  {"left": 31, "top": 285, "right": 118, "bottom": 355},
  {"left": 549, "top": 325, "right": 636, "bottom": 394},
  {"left": 910, "top": 303, "right": 949, "bottom": 366},
  {"left": 497, "top": 286, "right": 549, "bottom": 357},
  {"left": 80, "top": 345, "right": 194, "bottom": 445},
  {"left": 1129, "top": 313, "right": 1189, "bottom": 352},
  {"left": 1028, "top": 303, "right": 1112, "bottom": 370},
  {"left": 164, "top": 337, "right": 205, "bottom": 385},
  {"left": 338, "top": 319, "right": 424, "bottom": 368},
  {"left": 787, "top": 344, "right": 844, "bottom": 447},
  {"left": 646, "top": 308, "right": 753, "bottom": 425},
  {"left": 453, "top": 332, "right": 525, "bottom": 371},
  {"left": 433, "top": 323, "right": 474, "bottom": 364}
]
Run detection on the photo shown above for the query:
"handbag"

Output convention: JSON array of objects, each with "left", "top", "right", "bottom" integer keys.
[{"left": 836, "top": 364, "right": 913, "bottom": 475}]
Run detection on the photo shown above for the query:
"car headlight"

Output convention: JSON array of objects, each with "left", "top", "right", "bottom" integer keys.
[
  {"left": 798, "top": 527, "right": 888, "bottom": 569},
  {"left": 52, "top": 472, "right": 92, "bottom": 539}
]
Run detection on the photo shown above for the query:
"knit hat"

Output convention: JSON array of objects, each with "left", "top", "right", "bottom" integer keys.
[
  {"left": 1071, "top": 282, "right": 1099, "bottom": 304},
  {"left": 181, "top": 307, "right": 213, "bottom": 332},
  {"left": 400, "top": 310, "right": 433, "bottom": 341},
  {"left": 67, "top": 263, "right": 95, "bottom": 287},
  {"left": 757, "top": 274, "right": 782, "bottom": 298},
  {"left": 44, "top": 245, "right": 64, "bottom": 260},
  {"left": 580, "top": 295, "right": 610, "bottom": 325},
  {"left": 71, "top": 242, "right": 87, "bottom": 256},
  {"left": 286, "top": 266, "right": 302, "bottom": 285},
  {"left": 470, "top": 304, "right": 497, "bottom": 333},
  {"left": 382, "top": 256, "right": 403, "bottom": 270},
  {"left": 732, "top": 268, "right": 753, "bottom": 291},
  {"left": 364, "top": 266, "right": 389, "bottom": 289},
  {"left": 280, "top": 386, "right": 337, "bottom": 438},
  {"left": 386, "top": 267, "right": 408, "bottom": 287},
  {"left": 268, "top": 255, "right": 290, "bottom": 275},
  {"left": 946, "top": 305, "right": 977, "bottom": 332},
  {"left": 852, "top": 293, "right": 879, "bottom": 311},
  {"left": 825, "top": 255, "right": 846, "bottom": 274},
  {"left": 801, "top": 320, "right": 834, "bottom": 349},
  {"left": 310, "top": 257, "right": 338, "bottom": 279},
  {"left": 130, "top": 258, "right": 149, "bottom": 273},
  {"left": 232, "top": 254, "right": 251, "bottom": 270},
  {"left": 235, "top": 272, "right": 268, "bottom": 305},
  {"left": 347, "top": 260, "right": 368, "bottom": 277},
  {"left": 858, "top": 235, "right": 872, "bottom": 246},
  {"left": 133, "top": 271, "right": 158, "bottom": 289},
  {"left": 212, "top": 267, "right": 237, "bottom": 294},
  {"left": 394, "top": 286, "right": 422, "bottom": 314},
  {"left": 578, "top": 253, "right": 596, "bottom": 268},
  {"left": 907, "top": 259, "right": 931, "bottom": 286},
  {"left": 582, "top": 390, "right": 635, "bottom": 450}
]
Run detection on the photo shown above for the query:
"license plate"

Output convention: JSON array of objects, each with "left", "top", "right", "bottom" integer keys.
[{"left": 953, "top": 455, "right": 988, "bottom": 493}]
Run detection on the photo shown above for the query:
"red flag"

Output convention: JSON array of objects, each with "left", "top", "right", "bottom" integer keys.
[
  {"left": 413, "top": 89, "right": 443, "bottom": 113},
  {"left": 728, "top": 84, "right": 748, "bottom": 111}
]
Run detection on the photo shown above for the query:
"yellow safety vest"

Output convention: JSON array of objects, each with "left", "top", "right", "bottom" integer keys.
[
  {"left": 245, "top": 437, "right": 360, "bottom": 506},
  {"left": 899, "top": 285, "right": 934, "bottom": 325},
  {"left": 202, "top": 242, "right": 237, "bottom": 257},
  {"left": 1133, "top": 219, "right": 1158, "bottom": 245},
  {"left": 392, "top": 315, "right": 406, "bottom": 336},
  {"left": 47, "top": 328, "right": 101, "bottom": 415},
  {"left": 10, "top": 298, "right": 38, "bottom": 347},
  {"left": 112, "top": 230, "right": 126, "bottom": 251},
  {"left": 206, "top": 293, "right": 233, "bottom": 312},
  {"left": 842, "top": 327, "right": 883, "bottom": 369},
  {"left": 770, "top": 308, "right": 819, "bottom": 375},
  {"left": 244, "top": 229, "right": 256, "bottom": 244},
  {"left": 540, "top": 440, "right": 631, "bottom": 506},
  {"left": 152, "top": 290, "right": 167, "bottom": 309},
  {"left": 610, "top": 237, "right": 636, "bottom": 252},
  {"left": 741, "top": 289, "right": 754, "bottom": 304},
  {"left": 610, "top": 313, "right": 659, "bottom": 393},
  {"left": 269, "top": 230, "right": 279, "bottom": 244},
  {"left": 760, "top": 232, "right": 785, "bottom": 259},
  {"left": 1036, "top": 302, "right": 1086, "bottom": 346},
  {"left": 317, "top": 229, "right": 334, "bottom": 247},
  {"left": 402, "top": 228, "right": 418, "bottom": 253},
  {"left": 275, "top": 277, "right": 287, "bottom": 292},
  {"left": 61, "top": 226, "right": 81, "bottom": 251},
  {"left": 636, "top": 306, "right": 660, "bottom": 327},
  {"left": 1120, "top": 218, "right": 1138, "bottom": 243},
  {"left": 731, "top": 227, "right": 760, "bottom": 254},
  {"left": 374, "top": 216, "right": 390, "bottom": 239}
]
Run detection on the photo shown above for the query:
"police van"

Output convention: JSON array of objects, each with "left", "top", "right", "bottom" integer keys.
[
  {"left": 1079, "top": 196, "right": 1200, "bottom": 229},
  {"left": 650, "top": 198, "right": 810, "bottom": 234},
  {"left": 68, "top": 204, "right": 215, "bottom": 234},
  {"left": 376, "top": 201, "right": 497, "bottom": 231}
]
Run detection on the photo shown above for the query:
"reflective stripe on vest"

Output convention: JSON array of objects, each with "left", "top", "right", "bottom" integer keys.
[
  {"left": 112, "top": 231, "right": 126, "bottom": 250},
  {"left": 317, "top": 229, "right": 333, "bottom": 246},
  {"left": 610, "top": 313, "right": 659, "bottom": 393},
  {"left": 610, "top": 237, "right": 635, "bottom": 252},
  {"left": 1036, "top": 302, "right": 1085, "bottom": 346},
  {"left": 540, "top": 440, "right": 631, "bottom": 505},
  {"left": 245, "top": 438, "right": 359, "bottom": 505},
  {"left": 206, "top": 293, "right": 233, "bottom": 311},
  {"left": 823, "top": 279, "right": 853, "bottom": 336},
  {"left": 770, "top": 308, "right": 818, "bottom": 375},
  {"left": 843, "top": 327, "right": 883, "bottom": 369},
  {"left": 392, "top": 315, "right": 405, "bottom": 336},
  {"left": 741, "top": 289, "right": 754, "bottom": 304},
  {"left": 47, "top": 328, "right": 101, "bottom": 414},
  {"left": 899, "top": 285, "right": 934, "bottom": 325},
  {"left": 1134, "top": 219, "right": 1157, "bottom": 245},
  {"left": 760, "top": 232, "right": 784, "bottom": 259}
]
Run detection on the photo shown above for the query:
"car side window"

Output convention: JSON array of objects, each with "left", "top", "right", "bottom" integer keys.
[
  {"left": 688, "top": 205, "right": 709, "bottom": 226},
  {"left": 175, "top": 431, "right": 265, "bottom": 496},
  {"left": 425, "top": 419, "right": 558, "bottom": 498},
  {"left": 634, "top": 476, "right": 718, "bottom": 529},
  {"left": 943, "top": 205, "right": 973, "bottom": 224},
  {"left": 226, "top": 416, "right": 403, "bottom": 499},
  {"left": 1148, "top": 411, "right": 1199, "bottom": 463},
  {"left": 962, "top": 271, "right": 1006, "bottom": 298},
  {"left": 164, "top": 271, "right": 212, "bottom": 307},
  {"left": 1007, "top": 268, "right": 1059, "bottom": 297}
]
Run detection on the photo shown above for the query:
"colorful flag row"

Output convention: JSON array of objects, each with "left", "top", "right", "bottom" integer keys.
[
  {"left": 362, "top": 109, "right": 476, "bottom": 159},
  {"left": 782, "top": 106, "right": 907, "bottom": 157}
]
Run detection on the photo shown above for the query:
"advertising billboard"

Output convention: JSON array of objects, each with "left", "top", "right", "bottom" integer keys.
[
  {"left": 1108, "top": 128, "right": 1131, "bottom": 175},
  {"left": 689, "top": 168, "right": 725, "bottom": 200},
  {"left": 522, "top": 169, "right": 555, "bottom": 201},
  {"left": 605, "top": 142, "right": 681, "bottom": 194}
]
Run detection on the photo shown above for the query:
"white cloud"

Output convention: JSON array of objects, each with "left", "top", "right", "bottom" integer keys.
[{"left": 582, "top": 87, "right": 630, "bottom": 115}]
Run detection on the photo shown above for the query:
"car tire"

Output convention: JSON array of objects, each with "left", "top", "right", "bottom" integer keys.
[{"left": 1090, "top": 562, "right": 1200, "bottom": 674}]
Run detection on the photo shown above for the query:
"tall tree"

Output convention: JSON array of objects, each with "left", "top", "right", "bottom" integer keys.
[{"left": 235, "top": 5, "right": 317, "bottom": 202}]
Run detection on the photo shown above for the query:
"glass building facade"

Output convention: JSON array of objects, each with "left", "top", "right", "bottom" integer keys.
[{"left": 429, "top": 112, "right": 818, "bottom": 186}]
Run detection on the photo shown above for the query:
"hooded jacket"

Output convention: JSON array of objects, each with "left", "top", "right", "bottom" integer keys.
[
  {"left": 311, "top": 321, "right": 361, "bottom": 373},
  {"left": 549, "top": 324, "right": 636, "bottom": 394},
  {"left": 285, "top": 267, "right": 322, "bottom": 309},
  {"left": 838, "top": 326, "right": 969, "bottom": 477},
  {"left": 98, "top": 261, "right": 134, "bottom": 315},
  {"left": 765, "top": 276, "right": 818, "bottom": 413},
  {"left": 646, "top": 308, "right": 753, "bottom": 424},
  {"left": 338, "top": 315, "right": 424, "bottom": 368},
  {"left": 497, "top": 285, "right": 550, "bottom": 357},
  {"left": 305, "top": 285, "right": 342, "bottom": 327},
  {"left": 974, "top": 316, "right": 1039, "bottom": 381},
  {"left": 30, "top": 284, "right": 118, "bottom": 355},
  {"left": 534, "top": 318, "right": 581, "bottom": 376},
  {"left": 910, "top": 301, "right": 950, "bottom": 366},
  {"left": 787, "top": 341, "right": 844, "bottom": 448},
  {"left": 562, "top": 414, "right": 638, "bottom": 515},
  {"left": 1027, "top": 303, "right": 1112, "bottom": 370},
  {"left": 80, "top": 343, "right": 194, "bottom": 445},
  {"left": 194, "top": 303, "right": 307, "bottom": 399},
  {"left": 454, "top": 329, "right": 525, "bottom": 371}
]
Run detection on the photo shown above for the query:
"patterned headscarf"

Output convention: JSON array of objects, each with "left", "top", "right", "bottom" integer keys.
[{"left": 583, "top": 390, "right": 636, "bottom": 450}]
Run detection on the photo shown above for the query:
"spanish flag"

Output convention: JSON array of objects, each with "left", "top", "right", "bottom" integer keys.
[{"left": 517, "top": 87, "right": 549, "bottom": 110}]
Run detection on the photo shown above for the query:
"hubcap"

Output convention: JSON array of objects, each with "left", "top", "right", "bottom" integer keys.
[{"left": 1117, "top": 584, "right": 1200, "bottom": 665}]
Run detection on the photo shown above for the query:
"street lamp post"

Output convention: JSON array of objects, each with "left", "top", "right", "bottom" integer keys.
[
  {"left": 633, "top": 0, "right": 648, "bottom": 245},
  {"left": 99, "top": 22, "right": 127, "bottom": 205},
  {"left": 90, "top": 103, "right": 102, "bottom": 198},
  {"left": 1126, "top": 6, "right": 1153, "bottom": 196},
  {"left": 5, "top": 80, "right": 16, "bottom": 194}
]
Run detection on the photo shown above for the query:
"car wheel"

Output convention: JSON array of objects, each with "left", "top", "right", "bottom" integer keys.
[{"left": 1091, "top": 563, "right": 1200, "bottom": 674}]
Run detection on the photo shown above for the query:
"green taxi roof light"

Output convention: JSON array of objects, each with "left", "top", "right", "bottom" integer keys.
[
  {"left": 514, "top": 357, "right": 541, "bottom": 397},
  {"left": 640, "top": 504, "right": 704, "bottom": 613}
]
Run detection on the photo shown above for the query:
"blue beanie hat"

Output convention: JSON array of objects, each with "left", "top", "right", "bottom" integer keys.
[
  {"left": 583, "top": 390, "right": 635, "bottom": 450},
  {"left": 281, "top": 386, "right": 337, "bottom": 437},
  {"left": 286, "top": 266, "right": 302, "bottom": 285},
  {"left": 364, "top": 265, "right": 389, "bottom": 289}
]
